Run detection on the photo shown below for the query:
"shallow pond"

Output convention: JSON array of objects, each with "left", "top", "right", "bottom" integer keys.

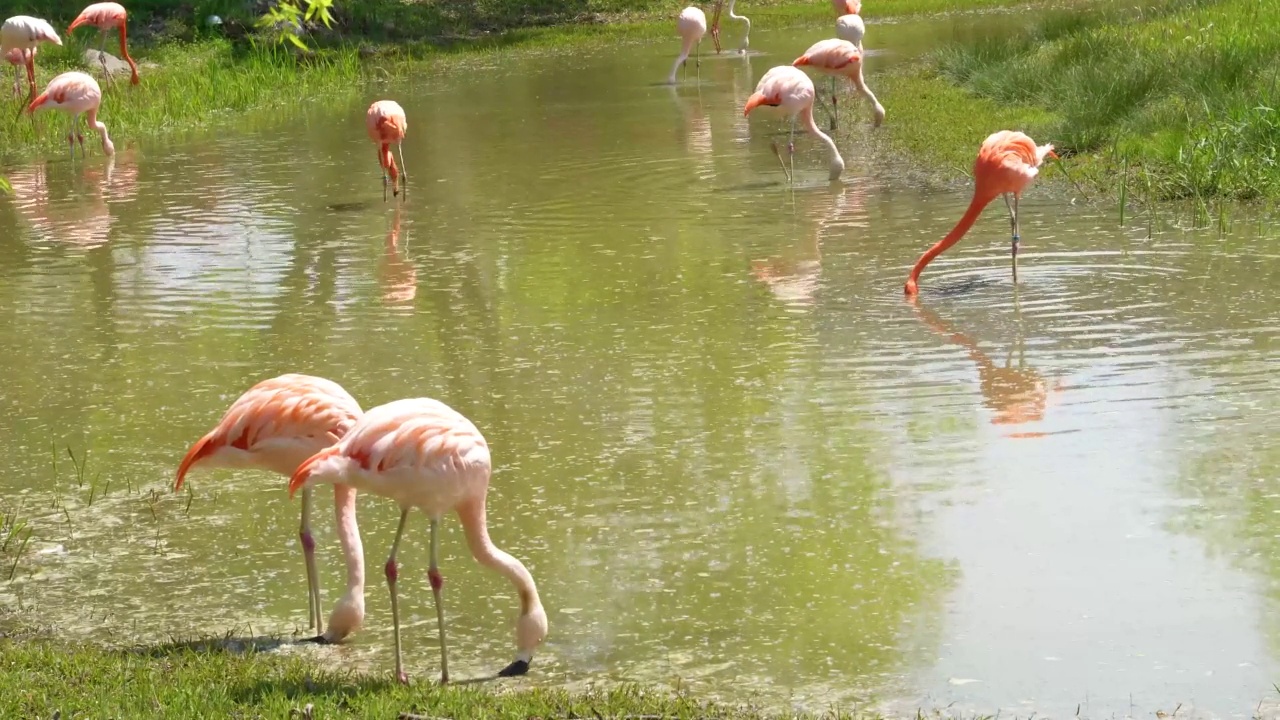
[{"left": 1, "top": 9, "right": 1278, "bottom": 720}]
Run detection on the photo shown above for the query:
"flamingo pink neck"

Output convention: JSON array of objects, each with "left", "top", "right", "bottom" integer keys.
[{"left": 905, "top": 190, "right": 997, "bottom": 294}]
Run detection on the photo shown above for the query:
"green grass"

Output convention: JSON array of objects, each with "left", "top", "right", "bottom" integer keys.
[{"left": 904, "top": 0, "right": 1280, "bottom": 202}]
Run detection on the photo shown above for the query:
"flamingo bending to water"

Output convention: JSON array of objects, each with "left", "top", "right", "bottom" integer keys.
[
  {"left": 1, "top": 16, "right": 61, "bottom": 97},
  {"left": 288, "top": 397, "right": 548, "bottom": 685},
  {"left": 175, "top": 374, "right": 366, "bottom": 643},
  {"left": 367, "top": 100, "right": 407, "bottom": 202},
  {"left": 668, "top": 7, "right": 707, "bottom": 85},
  {"left": 904, "top": 130, "right": 1056, "bottom": 295},
  {"left": 744, "top": 65, "right": 844, "bottom": 182},
  {"left": 794, "top": 38, "right": 884, "bottom": 129},
  {"left": 710, "top": 0, "right": 750, "bottom": 53},
  {"left": 27, "top": 72, "right": 115, "bottom": 160},
  {"left": 4, "top": 47, "right": 29, "bottom": 97},
  {"left": 835, "top": 12, "right": 864, "bottom": 51},
  {"left": 68, "top": 2, "right": 140, "bottom": 86}
]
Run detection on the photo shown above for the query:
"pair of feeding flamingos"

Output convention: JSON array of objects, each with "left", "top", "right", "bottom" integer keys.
[{"left": 668, "top": 0, "right": 1058, "bottom": 293}]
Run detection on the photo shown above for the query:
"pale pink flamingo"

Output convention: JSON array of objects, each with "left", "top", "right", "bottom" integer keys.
[
  {"left": 794, "top": 38, "right": 884, "bottom": 130},
  {"left": 709, "top": 0, "right": 750, "bottom": 54},
  {"left": 832, "top": 0, "right": 861, "bottom": 14},
  {"left": 904, "top": 130, "right": 1056, "bottom": 295},
  {"left": 1, "top": 16, "right": 61, "bottom": 97},
  {"left": 27, "top": 71, "right": 115, "bottom": 160},
  {"left": 68, "top": 2, "right": 140, "bottom": 86},
  {"left": 835, "top": 12, "right": 864, "bottom": 51},
  {"left": 175, "top": 373, "right": 366, "bottom": 644},
  {"left": 288, "top": 397, "right": 548, "bottom": 685},
  {"left": 667, "top": 7, "right": 707, "bottom": 85},
  {"left": 4, "top": 47, "right": 27, "bottom": 97},
  {"left": 744, "top": 65, "right": 845, "bottom": 182},
  {"left": 367, "top": 100, "right": 407, "bottom": 202}
]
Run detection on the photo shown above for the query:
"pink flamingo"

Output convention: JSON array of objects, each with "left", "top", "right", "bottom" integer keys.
[
  {"left": 4, "top": 47, "right": 28, "bottom": 97},
  {"left": 794, "top": 38, "right": 884, "bottom": 129},
  {"left": 27, "top": 71, "right": 115, "bottom": 160},
  {"left": 832, "top": 0, "right": 861, "bottom": 14},
  {"left": 667, "top": 6, "right": 707, "bottom": 85},
  {"left": 175, "top": 374, "right": 367, "bottom": 644},
  {"left": 709, "top": 0, "right": 750, "bottom": 54},
  {"left": 288, "top": 397, "right": 548, "bottom": 685},
  {"left": 744, "top": 65, "right": 845, "bottom": 182},
  {"left": 68, "top": 2, "right": 140, "bottom": 86},
  {"left": 1, "top": 16, "right": 61, "bottom": 97},
  {"left": 367, "top": 100, "right": 407, "bottom": 202},
  {"left": 904, "top": 130, "right": 1056, "bottom": 295},
  {"left": 836, "top": 12, "right": 864, "bottom": 51}
]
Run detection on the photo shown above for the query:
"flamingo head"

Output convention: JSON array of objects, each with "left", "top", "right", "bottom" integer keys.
[
  {"left": 498, "top": 601, "right": 548, "bottom": 677},
  {"left": 743, "top": 91, "right": 779, "bottom": 116},
  {"left": 319, "top": 587, "right": 365, "bottom": 643}
]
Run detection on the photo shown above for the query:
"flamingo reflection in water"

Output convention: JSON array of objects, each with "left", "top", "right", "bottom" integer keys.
[
  {"left": 910, "top": 298, "right": 1064, "bottom": 438},
  {"left": 751, "top": 183, "right": 865, "bottom": 309},
  {"left": 380, "top": 207, "right": 417, "bottom": 309},
  {"left": 6, "top": 149, "right": 137, "bottom": 251}
]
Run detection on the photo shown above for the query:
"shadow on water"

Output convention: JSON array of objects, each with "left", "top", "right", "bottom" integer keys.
[{"left": 120, "top": 634, "right": 296, "bottom": 657}]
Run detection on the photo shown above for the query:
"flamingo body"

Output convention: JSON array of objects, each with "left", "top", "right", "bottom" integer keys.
[
  {"left": 68, "top": 2, "right": 140, "bottom": 85},
  {"left": 27, "top": 71, "right": 115, "bottom": 159},
  {"left": 744, "top": 65, "right": 845, "bottom": 181},
  {"left": 175, "top": 373, "right": 367, "bottom": 643},
  {"left": 1, "top": 16, "right": 61, "bottom": 95},
  {"left": 794, "top": 38, "right": 885, "bottom": 127},
  {"left": 832, "top": 0, "right": 861, "bottom": 15},
  {"left": 289, "top": 397, "right": 548, "bottom": 685},
  {"left": 367, "top": 99, "right": 407, "bottom": 201},
  {"left": 904, "top": 130, "right": 1056, "bottom": 295},
  {"left": 4, "top": 46, "right": 28, "bottom": 97},
  {"left": 835, "top": 13, "right": 865, "bottom": 50},
  {"left": 668, "top": 7, "right": 707, "bottom": 85}
]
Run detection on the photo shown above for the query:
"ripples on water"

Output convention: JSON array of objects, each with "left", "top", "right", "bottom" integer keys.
[{"left": 0, "top": 14, "right": 1278, "bottom": 720}]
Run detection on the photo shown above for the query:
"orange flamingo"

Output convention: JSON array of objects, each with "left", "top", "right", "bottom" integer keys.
[
  {"left": 668, "top": 7, "right": 708, "bottom": 84},
  {"left": 68, "top": 3, "right": 140, "bottom": 86},
  {"left": 832, "top": 0, "right": 861, "bottom": 14},
  {"left": 793, "top": 38, "right": 884, "bottom": 129},
  {"left": 367, "top": 100, "right": 407, "bottom": 202},
  {"left": 744, "top": 65, "right": 845, "bottom": 182},
  {"left": 27, "top": 71, "right": 115, "bottom": 160},
  {"left": 1, "top": 16, "right": 61, "bottom": 97},
  {"left": 904, "top": 130, "right": 1056, "bottom": 295},
  {"left": 288, "top": 397, "right": 548, "bottom": 685},
  {"left": 175, "top": 374, "right": 367, "bottom": 644}
]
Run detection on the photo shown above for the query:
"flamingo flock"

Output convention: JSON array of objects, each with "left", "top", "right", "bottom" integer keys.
[{"left": 2, "top": 0, "right": 1061, "bottom": 688}]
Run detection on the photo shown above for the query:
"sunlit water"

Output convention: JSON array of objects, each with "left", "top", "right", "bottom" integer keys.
[{"left": 1, "top": 11, "right": 1278, "bottom": 720}]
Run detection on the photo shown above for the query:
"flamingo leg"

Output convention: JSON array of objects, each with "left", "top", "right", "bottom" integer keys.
[
  {"left": 98, "top": 31, "right": 112, "bottom": 85},
  {"left": 380, "top": 149, "right": 388, "bottom": 202},
  {"left": 67, "top": 113, "right": 79, "bottom": 161},
  {"left": 788, "top": 116, "right": 796, "bottom": 178},
  {"left": 385, "top": 508, "right": 411, "bottom": 684},
  {"left": 428, "top": 517, "right": 449, "bottom": 684},
  {"left": 1004, "top": 192, "right": 1020, "bottom": 283},
  {"left": 770, "top": 141, "right": 792, "bottom": 183},
  {"left": 396, "top": 141, "right": 407, "bottom": 199},
  {"left": 10, "top": 62, "right": 19, "bottom": 98},
  {"left": 299, "top": 486, "right": 323, "bottom": 633}
]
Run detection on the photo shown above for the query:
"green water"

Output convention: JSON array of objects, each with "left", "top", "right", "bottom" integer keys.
[{"left": 1, "top": 10, "right": 1278, "bottom": 720}]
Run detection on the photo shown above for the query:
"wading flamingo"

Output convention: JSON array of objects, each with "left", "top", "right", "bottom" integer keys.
[
  {"left": 367, "top": 100, "right": 407, "bottom": 202},
  {"left": 1, "top": 16, "right": 61, "bottom": 97},
  {"left": 288, "top": 397, "right": 548, "bottom": 685},
  {"left": 667, "top": 7, "right": 707, "bottom": 85},
  {"left": 832, "top": 0, "right": 861, "bottom": 14},
  {"left": 744, "top": 65, "right": 844, "bottom": 182},
  {"left": 794, "top": 38, "right": 884, "bottom": 129},
  {"left": 4, "top": 47, "right": 27, "bottom": 97},
  {"left": 175, "top": 374, "right": 366, "bottom": 644},
  {"left": 710, "top": 0, "right": 750, "bottom": 53},
  {"left": 68, "top": 2, "right": 140, "bottom": 86},
  {"left": 904, "top": 130, "right": 1056, "bottom": 295},
  {"left": 835, "top": 12, "right": 864, "bottom": 51},
  {"left": 27, "top": 71, "right": 115, "bottom": 160}
]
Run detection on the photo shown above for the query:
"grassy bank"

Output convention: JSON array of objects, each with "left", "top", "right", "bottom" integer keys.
[{"left": 878, "top": 0, "right": 1280, "bottom": 205}]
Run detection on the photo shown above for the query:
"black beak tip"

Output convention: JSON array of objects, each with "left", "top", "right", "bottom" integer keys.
[
  {"left": 301, "top": 635, "right": 333, "bottom": 645},
  {"left": 497, "top": 659, "right": 530, "bottom": 677}
]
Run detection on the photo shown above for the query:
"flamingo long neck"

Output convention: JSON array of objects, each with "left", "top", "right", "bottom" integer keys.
[
  {"left": 800, "top": 106, "right": 844, "bottom": 179},
  {"left": 332, "top": 483, "right": 365, "bottom": 599},
  {"left": 87, "top": 109, "right": 114, "bottom": 156},
  {"left": 458, "top": 499, "right": 542, "bottom": 618},
  {"left": 668, "top": 38, "right": 695, "bottom": 84},
  {"left": 118, "top": 21, "right": 139, "bottom": 85},
  {"left": 728, "top": 0, "right": 747, "bottom": 23},
  {"left": 380, "top": 142, "right": 398, "bottom": 182},
  {"left": 907, "top": 190, "right": 996, "bottom": 289}
]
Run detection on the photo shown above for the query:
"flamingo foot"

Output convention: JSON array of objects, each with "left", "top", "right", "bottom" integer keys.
[
  {"left": 498, "top": 659, "right": 531, "bottom": 677},
  {"left": 397, "top": 671, "right": 409, "bottom": 685}
]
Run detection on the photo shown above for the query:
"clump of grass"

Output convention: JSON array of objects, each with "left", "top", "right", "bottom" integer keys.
[
  {"left": 922, "top": 0, "right": 1280, "bottom": 201},
  {"left": 0, "top": 501, "right": 34, "bottom": 582}
]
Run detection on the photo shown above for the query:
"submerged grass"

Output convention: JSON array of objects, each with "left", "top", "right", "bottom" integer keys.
[{"left": 904, "top": 0, "right": 1280, "bottom": 202}]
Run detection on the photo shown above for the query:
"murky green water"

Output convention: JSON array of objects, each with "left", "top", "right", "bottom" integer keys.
[{"left": 2, "top": 10, "right": 1279, "bottom": 720}]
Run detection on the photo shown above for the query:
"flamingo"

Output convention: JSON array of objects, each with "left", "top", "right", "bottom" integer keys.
[
  {"left": 835, "top": 12, "right": 864, "bottom": 51},
  {"left": 68, "top": 2, "right": 140, "bottom": 86},
  {"left": 793, "top": 38, "right": 884, "bottom": 130},
  {"left": 27, "top": 71, "right": 115, "bottom": 160},
  {"left": 832, "top": 0, "right": 861, "bottom": 14},
  {"left": 709, "top": 0, "right": 750, "bottom": 54},
  {"left": 4, "top": 47, "right": 27, "bottom": 97},
  {"left": 287, "top": 397, "right": 548, "bottom": 685},
  {"left": 904, "top": 130, "right": 1056, "bottom": 295},
  {"left": 743, "top": 65, "right": 845, "bottom": 182},
  {"left": 1, "top": 16, "right": 61, "bottom": 98},
  {"left": 667, "top": 7, "right": 707, "bottom": 85},
  {"left": 367, "top": 100, "right": 407, "bottom": 202},
  {"left": 175, "top": 374, "right": 366, "bottom": 644}
]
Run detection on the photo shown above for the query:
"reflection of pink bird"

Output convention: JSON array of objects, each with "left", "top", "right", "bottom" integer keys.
[
  {"left": 367, "top": 100, "right": 407, "bottom": 202},
  {"left": 175, "top": 374, "right": 367, "bottom": 644},
  {"left": 667, "top": 7, "right": 707, "bottom": 85},
  {"left": 794, "top": 38, "right": 884, "bottom": 128},
  {"left": 27, "top": 71, "right": 115, "bottom": 160},
  {"left": 744, "top": 65, "right": 844, "bottom": 181},
  {"left": 905, "top": 131, "right": 1056, "bottom": 295},
  {"left": 288, "top": 397, "right": 548, "bottom": 686},
  {"left": 381, "top": 208, "right": 417, "bottom": 307},
  {"left": 0, "top": 16, "right": 61, "bottom": 96},
  {"left": 68, "top": 2, "right": 140, "bottom": 86}
]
